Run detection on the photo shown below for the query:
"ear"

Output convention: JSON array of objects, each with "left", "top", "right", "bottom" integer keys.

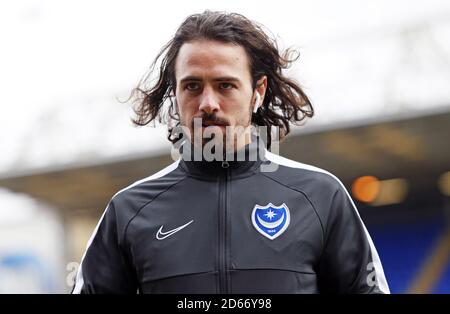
[
  {"left": 254, "top": 75, "right": 268, "bottom": 104},
  {"left": 173, "top": 95, "right": 180, "bottom": 115}
]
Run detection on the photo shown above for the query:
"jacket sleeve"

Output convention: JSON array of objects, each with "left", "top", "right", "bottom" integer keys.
[
  {"left": 317, "top": 184, "right": 390, "bottom": 294},
  {"left": 71, "top": 201, "right": 138, "bottom": 294}
]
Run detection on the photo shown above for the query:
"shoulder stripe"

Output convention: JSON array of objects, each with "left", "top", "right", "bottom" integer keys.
[
  {"left": 72, "top": 159, "right": 180, "bottom": 294},
  {"left": 265, "top": 150, "right": 390, "bottom": 293}
]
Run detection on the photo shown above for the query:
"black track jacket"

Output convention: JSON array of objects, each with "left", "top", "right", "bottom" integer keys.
[{"left": 72, "top": 139, "right": 389, "bottom": 294}]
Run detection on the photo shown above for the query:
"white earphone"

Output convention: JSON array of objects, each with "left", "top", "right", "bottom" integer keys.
[{"left": 253, "top": 92, "right": 261, "bottom": 113}]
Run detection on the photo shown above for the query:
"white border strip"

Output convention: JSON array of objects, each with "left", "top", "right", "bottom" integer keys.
[
  {"left": 264, "top": 150, "right": 390, "bottom": 294},
  {"left": 72, "top": 160, "right": 180, "bottom": 294}
]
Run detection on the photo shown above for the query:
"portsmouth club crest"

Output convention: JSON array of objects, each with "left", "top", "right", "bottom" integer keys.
[{"left": 251, "top": 203, "right": 290, "bottom": 240}]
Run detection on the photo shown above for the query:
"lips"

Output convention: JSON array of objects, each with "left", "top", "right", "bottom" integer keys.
[{"left": 202, "top": 121, "right": 226, "bottom": 127}]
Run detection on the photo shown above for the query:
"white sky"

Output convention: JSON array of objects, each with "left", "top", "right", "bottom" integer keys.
[{"left": 1, "top": 0, "right": 450, "bottom": 175}]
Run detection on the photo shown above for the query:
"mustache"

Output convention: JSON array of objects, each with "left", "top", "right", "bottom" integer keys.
[{"left": 191, "top": 113, "right": 230, "bottom": 128}]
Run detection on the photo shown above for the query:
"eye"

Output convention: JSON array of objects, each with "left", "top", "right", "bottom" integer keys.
[
  {"left": 219, "top": 82, "right": 235, "bottom": 90},
  {"left": 185, "top": 82, "right": 201, "bottom": 91}
]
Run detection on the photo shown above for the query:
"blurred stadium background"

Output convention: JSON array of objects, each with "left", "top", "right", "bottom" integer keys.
[{"left": 1, "top": 0, "right": 449, "bottom": 293}]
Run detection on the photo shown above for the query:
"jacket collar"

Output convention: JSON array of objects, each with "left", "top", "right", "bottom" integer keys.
[{"left": 178, "top": 135, "right": 266, "bottom": 180}]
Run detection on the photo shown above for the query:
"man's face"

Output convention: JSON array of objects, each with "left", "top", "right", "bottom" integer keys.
[{"left": 175, "top": 39, "right": 261, "bottom": 150}]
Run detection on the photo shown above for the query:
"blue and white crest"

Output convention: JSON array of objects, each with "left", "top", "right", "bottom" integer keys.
[{"left": 251, "top": 203, "right": 290, "bottom": 240}]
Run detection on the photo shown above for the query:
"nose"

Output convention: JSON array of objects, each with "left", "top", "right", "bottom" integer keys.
[{"left": 198, "top": 87, "right": 220, "bottom": 114}]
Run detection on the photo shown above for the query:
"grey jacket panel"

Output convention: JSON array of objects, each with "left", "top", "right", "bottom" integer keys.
[{"left": 72, "top": 145, "right": 389, "bottom": 294}]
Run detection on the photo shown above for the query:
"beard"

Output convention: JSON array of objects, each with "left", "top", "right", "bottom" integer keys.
[
  {"left": 174, "top": 109, "right": 255, "bottom": 162},
  {"left": 178, "top": 109, "right": 254, "bottom": 157},
  {"left": 189, "top": 112, "right": 230, "bottom": 148}
]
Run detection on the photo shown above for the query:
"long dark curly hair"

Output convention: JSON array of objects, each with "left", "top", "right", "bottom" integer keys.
[{"left": 130, "top": 10, "right": 314, "bottom": 149}]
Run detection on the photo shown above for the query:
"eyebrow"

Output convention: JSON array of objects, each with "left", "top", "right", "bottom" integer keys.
[{"left": 179, "top": 76, "right": 241, "bottom": 84}]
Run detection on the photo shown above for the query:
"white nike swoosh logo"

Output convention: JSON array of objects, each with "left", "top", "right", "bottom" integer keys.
[{"left": 156, "top": 220, "right": 194, "bottom": 240}]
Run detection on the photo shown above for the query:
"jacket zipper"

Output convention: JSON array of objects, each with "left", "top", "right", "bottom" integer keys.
[{"left": 218, "top": 161, "right": 230, "bottom": 293}]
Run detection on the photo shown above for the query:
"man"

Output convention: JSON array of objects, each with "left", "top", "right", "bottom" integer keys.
[{"left": 72, "top": 11, "right": 389, "bottom": 294}]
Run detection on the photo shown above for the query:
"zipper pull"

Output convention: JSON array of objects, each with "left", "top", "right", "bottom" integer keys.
[{"left": 221, "top": 161, "right": 229, "bottom": 168}]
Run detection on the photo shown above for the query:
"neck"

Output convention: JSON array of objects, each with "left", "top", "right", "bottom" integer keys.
[
  {"left": 190, "top": 127, "right": 253, "bottom": 155},
  {"left": 180, "top": 133, "right": 262, "bottom": 163}
]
